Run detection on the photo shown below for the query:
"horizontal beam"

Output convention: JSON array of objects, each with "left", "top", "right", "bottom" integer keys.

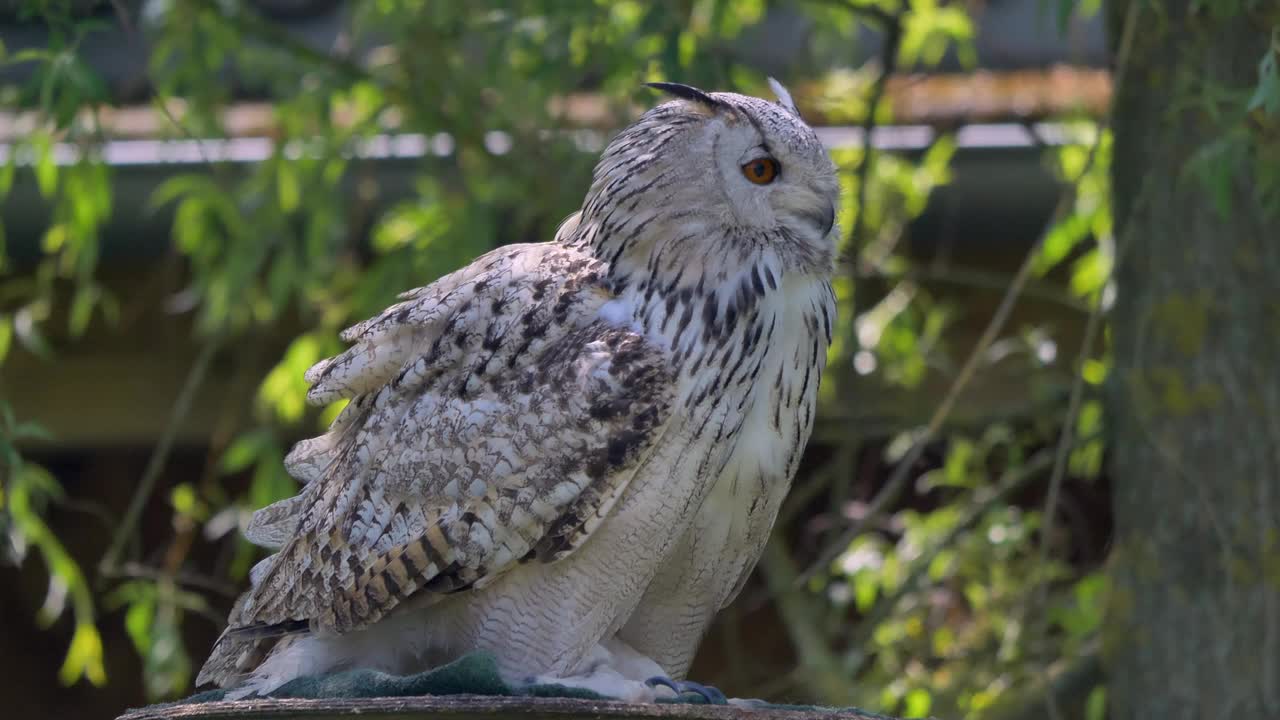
[{"left": 0, "top": 121, "right": 1095, "bottom": 168}]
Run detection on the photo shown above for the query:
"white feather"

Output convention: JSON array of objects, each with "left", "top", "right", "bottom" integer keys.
[{"left": 598, "top": 297, "right": 641, "bottom": 333}]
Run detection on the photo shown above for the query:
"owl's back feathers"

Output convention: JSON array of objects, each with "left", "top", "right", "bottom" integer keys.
[{"left": 197, "top": 242, "right": 675, "bottom": 688}]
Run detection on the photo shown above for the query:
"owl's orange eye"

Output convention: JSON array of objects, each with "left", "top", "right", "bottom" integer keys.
[{"left": 741, "top": 157, "right": 780, "bottom": 185}]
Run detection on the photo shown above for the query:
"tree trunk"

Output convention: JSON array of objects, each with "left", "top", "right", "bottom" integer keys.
[{"left": 1106, "top": 2, "right": 1280, "bottom": 719}]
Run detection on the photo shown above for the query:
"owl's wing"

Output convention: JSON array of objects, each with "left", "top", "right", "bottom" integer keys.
[{"left": 199, "top": 242, "right": 673, "bottom": 684}]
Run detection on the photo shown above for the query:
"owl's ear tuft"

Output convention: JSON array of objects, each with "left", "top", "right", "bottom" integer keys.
[
  {"left": 767, "top": 77, "right": 800, "bottom": 118},
  {"left": 644, "top": 82, "right": 724, "bottom": 111}
]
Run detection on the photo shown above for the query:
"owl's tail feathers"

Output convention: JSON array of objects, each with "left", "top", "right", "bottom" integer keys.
[
  {"left": 194, "top": 588, "right": 293, "bottom": 689},
  {"left": 195, "top": 630, "right": 269, "bottom": 689},
  {"left": 195, "top": 628, "right": 305, "bottom": 693},
  {"left": 196, "top": 573, "right": 310, "bottom": 689},
  {"left": 197, "top": 517, "right": 312, "bottom": 689}
]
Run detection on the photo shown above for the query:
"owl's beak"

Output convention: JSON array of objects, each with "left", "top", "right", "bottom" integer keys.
[
  {"left": 796, "top": 199, "right": 836, "bottom": 238},
  {"left": 819, "top": 200, "right": 835, "bottom": 237}
]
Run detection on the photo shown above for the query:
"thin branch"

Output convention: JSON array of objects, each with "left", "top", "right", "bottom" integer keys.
[
  {"left": 863, "top": 264, "right": 1093, "bottom": 314},
  {"left": 848, "top": 7, "right": 906, "bottom": 281},
  {"left": 98, "top": 338, "right": 221, "bottom": 580},
  {"left": 106, "top": 561, "right": 240, "bottom": 599}
]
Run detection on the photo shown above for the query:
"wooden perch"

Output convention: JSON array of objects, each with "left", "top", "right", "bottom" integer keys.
[{"left": 117, "top": 696, "right": 899, "bottom": 720}]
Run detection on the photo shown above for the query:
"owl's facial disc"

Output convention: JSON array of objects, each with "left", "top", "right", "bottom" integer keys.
[
  {"left": 579, "top": 84, "right": 839, "bottom": 274},
  {"left": 696, "top": 93, "right": 839, "bottom": 244}
]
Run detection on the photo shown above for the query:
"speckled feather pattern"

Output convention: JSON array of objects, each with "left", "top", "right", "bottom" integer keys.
[{"left": 198, "top": 86, "right": 838, "bottom": 698}]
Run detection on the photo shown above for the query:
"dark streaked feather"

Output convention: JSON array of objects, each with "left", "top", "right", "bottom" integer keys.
[{"left": 644, "top": 82, "right": 724, "bottom": 110}]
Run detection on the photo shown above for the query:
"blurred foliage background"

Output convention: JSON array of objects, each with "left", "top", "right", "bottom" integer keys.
[{"left": 0, "top": 1, "right": 1276, "bottom": 719}]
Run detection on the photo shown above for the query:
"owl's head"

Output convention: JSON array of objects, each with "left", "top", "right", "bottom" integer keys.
[{"left": 573, "top": 80, "right": 838, "bottom": 279}]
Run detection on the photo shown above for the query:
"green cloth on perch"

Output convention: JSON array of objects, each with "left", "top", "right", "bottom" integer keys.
[
  {"left": 184, "top": 652, "right": 707, "bottom": 705},
  {"left": 178, "top": 651, "right": 897, "bottom": 717}
]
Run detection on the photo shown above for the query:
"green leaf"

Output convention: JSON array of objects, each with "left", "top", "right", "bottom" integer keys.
[
  {"left": 676, "top": 30, "right": 696, "bottom": 68},
  {"left": 13, "top": 421, "right": 54, "bottom": 442},
  {"left": 123, "top": 590, "right": 157, "bottom": 657},
  {"left": 170, "top": 483, "right": 200, "bottom": 519},
  {"left": 220, "top": 430, "right": 272, "bottom": 474},
  {"left": 927, "top": 549, "right": 955, "bottom": 580},
  {"left": 1086, "top": 685, "right": 1107, "bottom": 720},
  {"left": 68, "top": 284, "right": 98, "bottom": 337},
  {"left": 1081, "top": 357, "right": 1108, "bottom": 385},
  {"left": 257, "top": 333, "right": 325, "bottom": 424},
  {"left": 32, "top": 134, "right": 58, "bottom": 198},
  {"left": 1034, "top": 212, "right": 1091, "bottom": 275},
  {"left": 1070, "top": 245, "right": 1113, "bottom": 298},
  {"left": 0, "top": 156, "right": 15, "bottom": 197},
  {"left": 149, "top": 174, "right": 217, "bottom": 211},
  {"left": 143, "top": 593, "right": 190, "bottom": 699},
  {"left": 59, "top": 622, "right": 106, "bottom": 686},
  {"left": 318, "top": 398, "right": 350, "bottom": 430},
  {"left": 0, "top": 315, "right": 11, "bottom": 365},
  {"left": 853, "top": 571, "right": 879, "bottom": 613},
  {"left": 9, "top": 48, "right": 51, "bottom": 64},
  {"left": 943, "top": 437, "right": 974, "bottom": 486},
  {"left": 248, "top": 445, "right": 296, "bottom": 512},
  {"left": 903, "top": 688, "right": 932, "bottom": 718},
  {"left": 276, "top": 161, "right": 300, "bottom": 213}
]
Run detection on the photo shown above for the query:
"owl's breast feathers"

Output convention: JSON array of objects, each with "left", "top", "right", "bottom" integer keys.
[{"left": 197, "top": 241, "right": 678, "bottom": 688}]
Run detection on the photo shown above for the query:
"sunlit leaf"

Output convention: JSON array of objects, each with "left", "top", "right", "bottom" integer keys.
[
  {"left": 170, "top": 483, "right": 208, "bottom": 521},
  {"left": 68, "top": 284, "right": 99, "bottom": 337},
  {"left": 58, "top": 623, "right": 106, "bottom": 686},
  {"left": 123, "top": 589, "right": 157, "bottom": 658},
  {"left": 943, "top": 438, "right": 973, "bottom": 487},
  {"left": 31, "top": 134, "right": 58, "bottom": 198},
  {"left": 319, "top": 398, "right": 350, "bottom": 430},
  {"left": 221, "top": 430, "right": 273, "bottom": 474},
  {"left": 1081, "top": 358, "right": 1108, "bottom": 385},
  {"left": 1070, "top": 247, "right": 1112, "bottom": 298},
  {"left": 854, "top": 572, "right": 879, "bottom": 612},
  {"left": 257, "top": 333, "right": 325, "bottom": 425},
  {"left": 277, "top": 162, "right": 301, "bottom": 213},
  {"left": 903, "top": 687, "right": 932, "bottom": 718},
  {"left": 0, "top": 315, "right": 11, "bottom": 364},
  {"left": 1034, "top": 212, "right": 1091, "bottom": 275},
  {"left": 931, "top": 626, "right": 955, "bottom": 656},
  {"left": 0, "top": 156, "right": 15, "bottom": 197}
]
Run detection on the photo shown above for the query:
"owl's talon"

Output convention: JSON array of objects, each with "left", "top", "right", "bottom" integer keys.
[{"left": 645, "top": 676, "right": 728, "bottom": 704}]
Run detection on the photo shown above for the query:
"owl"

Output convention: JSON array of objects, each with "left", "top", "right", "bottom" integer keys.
[{"left": 197, "top": 80, "right": 838, "bottom": 703}]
